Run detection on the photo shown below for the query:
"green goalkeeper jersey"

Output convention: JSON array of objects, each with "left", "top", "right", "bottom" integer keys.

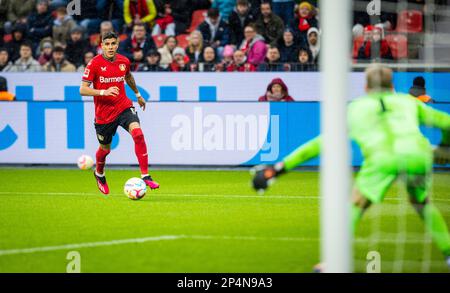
[{"left": 283, "top": 92, "right": 450, "bottom": 171}]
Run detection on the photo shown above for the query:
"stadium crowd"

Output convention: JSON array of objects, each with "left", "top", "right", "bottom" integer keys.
[{"left": 0, "top": 0, "right": 434, "bottom": 73}]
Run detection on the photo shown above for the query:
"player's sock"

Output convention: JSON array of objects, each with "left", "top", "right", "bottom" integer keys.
[
  {"left": 418, "top": 204, "right": 450, "bottom": 257},
  {"left": 96, "top": 147, "right": 110, "bottom": 174},
  {"left": 131, "top": 128, "right": 148, "bottom": 175},
  {"left": 351, "top": 204, "right": 364, "bottom": 234}
]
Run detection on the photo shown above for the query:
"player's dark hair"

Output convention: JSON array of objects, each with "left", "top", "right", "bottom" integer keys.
[{"left": 102, "top": 31, "right": 118, "bottom": 42}]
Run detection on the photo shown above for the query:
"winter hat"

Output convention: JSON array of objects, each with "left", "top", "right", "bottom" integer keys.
[
  {"left": 223, "top": 45, "right": 235, "bottom": 57},
  {"left": 172, "top": 47, "right": 186, "bottom": 57},
  {"left": 299, "top": 2, "right": 313, "bottom": 11}
]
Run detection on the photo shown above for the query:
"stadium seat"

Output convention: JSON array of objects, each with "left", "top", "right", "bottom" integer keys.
[
  {"left": 119, "top": 34, "right": 128, "bottom": 42},
  {"left": 352, "top": 35, "right": 364, "bottom": 58},
  {"left": 152, "top": 34, "right": 167, "bottom": 48},
  {"left": 89, "top": 33, "right": 100, "bottom": 47},
  {"left": 385, "top": 34, "right": 408, "bottom": 59},
  {"left": 3, "top": 34, "right": 12, "bottom": 43},
  {"left": 176, "top": 34, "right": 190, "bottom": 49},
  {"left": 187, "top": 9, "right": 207, "bottom": 33},
  {"left": 396, "top": 10, "right": 423, "bottom": 33}
]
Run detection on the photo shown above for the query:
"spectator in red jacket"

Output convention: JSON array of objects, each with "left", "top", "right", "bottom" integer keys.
[
  {"left": 357, "top": 25, "right": 393, "bottom": 61},
  {"left": 226, "top": 49, "right": 256, "bottom": 72},
  {"left": 258, "top": 78, "right": 295, "bottom": 102}
]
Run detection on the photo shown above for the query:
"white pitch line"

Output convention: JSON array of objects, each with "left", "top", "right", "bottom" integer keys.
[
  {"left": 0, "top": 234, "right": 436, "bottom": 257},
  {"left": 0, "top": 190, "right": 449, "bottom": 203}
]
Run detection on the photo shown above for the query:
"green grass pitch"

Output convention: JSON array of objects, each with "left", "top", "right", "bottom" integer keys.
[{"left": 0, "top": 168, "right": 448, "bottom": 273}]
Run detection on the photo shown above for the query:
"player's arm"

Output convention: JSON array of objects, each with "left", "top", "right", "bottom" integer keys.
[
  {"left": 125, "top": 72, "right": 146, "bottom": 110},
  {"left": 252, "top": 136, "right": 321, "bottom": 192},
  {"left": 417, "top": 101, "right": 450, "bottom": 164},
  {"left": 79, "top": 81, "right": 119, "bottom": 97}
]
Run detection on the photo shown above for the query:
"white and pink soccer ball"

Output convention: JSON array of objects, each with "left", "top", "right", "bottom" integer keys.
[
  {"left": 77, "top": 155, "right": 94, "bottom": 170},
  {"left": 124, "top": 177, "right": 147, "bottom": 200}
]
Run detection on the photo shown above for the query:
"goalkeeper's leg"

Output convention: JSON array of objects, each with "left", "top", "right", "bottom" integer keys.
[{"left": 408, "top": 182, "right": 450, "bottom": 266}]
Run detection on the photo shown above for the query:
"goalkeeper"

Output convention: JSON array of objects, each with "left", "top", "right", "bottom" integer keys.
[{"left": 252, "top": 64, "right": 450, "bottom": 268}]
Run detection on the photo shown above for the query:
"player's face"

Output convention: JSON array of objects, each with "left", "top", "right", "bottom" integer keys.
[{"left": 101, "top": 38, "right": 119, "bottom": 59}]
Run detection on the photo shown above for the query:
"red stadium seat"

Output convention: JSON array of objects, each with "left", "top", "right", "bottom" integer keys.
[
  {"left": 352, "top": 35, "right": 364, "bottom": 58},
  {"left": 187, "top": 9, "right": 207, "bottom": 32},
  {"left": 176, "top": 34, "right": 190, "bottom": 49},
  {"left": 385, "top": 34, "right": 408, "bottom": 59},
  {"left": 152, "top": 34, "right": 167, "bottom": 48},
  {"left": 3, "top": 34, "right": 12, "bottom": 43},
  {"left": 89, "top": 33, "right": 100, "bottom": 46},
  {"left": 119, "top": 34, "right": 128, "bottom": 42},
  {"left": 396, "top": 10, "right": 423, "bottom": 33}
]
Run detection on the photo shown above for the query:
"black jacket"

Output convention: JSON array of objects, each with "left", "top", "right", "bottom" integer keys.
[
  {"left": 27, "top": 11, "right": 53, "bottom": 43},
  {"left": 65, "top": 39, "right": 90, "bottom": 67},
  {"left": 228, "top": 9, "right": 257, "bottom": 46},
  {"left": 197, "top": 19, "right": 230, "bottom": 47},
  {"left": 278, "top": 43, "right": 300, "bottom": 63}
]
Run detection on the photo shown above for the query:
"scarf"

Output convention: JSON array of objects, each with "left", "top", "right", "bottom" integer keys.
[
  {"left": 129, "top": 0, "right": 150, "bottom": 19},
  {"left": 298, "top": 17, "right": 311, "bottom": 32},
  {"left": 364, "top": 40, "right": 390, "bottom": 58}
]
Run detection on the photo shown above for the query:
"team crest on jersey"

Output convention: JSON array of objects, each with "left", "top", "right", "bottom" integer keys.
[{"left": 119, "top": 64, "right": 126, "bottom": 71}]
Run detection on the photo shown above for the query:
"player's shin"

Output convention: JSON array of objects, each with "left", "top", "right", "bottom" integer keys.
[
  {"left": 416, "top": 203, "right": 450, "bottom": 257},
  {"left": 131, "top": 128, "right": 148, "bottom": 175},
  {"left": 96, "top": 147, "right": 110, "bottom": 174}
]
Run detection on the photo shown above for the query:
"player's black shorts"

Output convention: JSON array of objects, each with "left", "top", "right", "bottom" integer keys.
[{"left": 94, "top": 107, "right": 140, "bottom": 145}]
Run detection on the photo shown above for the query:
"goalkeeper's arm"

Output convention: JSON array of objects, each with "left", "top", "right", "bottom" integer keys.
[{"left": 252, "top": 136, "right": 321, "bottom": 191}]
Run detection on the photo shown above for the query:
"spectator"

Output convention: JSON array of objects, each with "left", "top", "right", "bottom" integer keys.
[
  {"left": 219, "top": 44, "right": 234, "bottom": 69},
  {"left": 271, "top": 0, "right": 295, "bottom": 25},
  {"left": 0, "top": 48, "right": 13, "bottom": 72},
  {"left": 97, "top": 0, "right": 125, "bottom": 33},
  {"left": 357, "top": 25, "right": 393, "bottom": 61},
  {"left": 5, "top": 23, "right": 27, "bottom": 62},
  {"left": 248, "top": 0, "right": 263, "bottom": 18},
  {"left": 52, "top": 6, "right": 77, "bottom": 47},
  {"left": 43, "top": 46, "right": 77, "bottom": 72},
  {"left": 77, "top": 51, "right": 95, "bottom": 72},
  {"left": 139, "top": 49, "right": 167, "bottom": 71},
  {"left": 119, "top": 23, "right": 156, "bottom": 61},
  {"left": 258, "top": 78, "right": 294, "bottom": 102},
  {"left": 186, "top": 30, "right": 204, "bottom": 64},
  {"left": 290, "top": 47, "right": 316, "bottom": 71},
  {"left": 352, "top": 0, "right": 398, "bottom": 36},
  {"left": 0, "top": 76, "right": 15, "bottom": 101},
  {"left": 65, "top": 26, "right": 89, "bottom": 68},
  {"left": 211, "top": 0, "right": 236, "bottom": 21},
  {"left": 278, "top": 28, "right": 299, "bottom": 63},
  {"left": 409, "top": 76, "right": 434, "bottom": 103},
  {"left": 130, "top": 47, "right": 145, "bottom": 71},
  {"left": 306, "top": 27, "right": 320, "bottom": 63},
  {"left": 239, "top": 24, "right": 267, "bottom": 66},
  {"left": 152, "top": 2, "right": 175, "bottom": 36},
  {"left": 197, "top": 8, "right": 229, "bottom": 56},
  {"left": 226, "top": 49, "right": 256, "bottom": 72},
  {"left": 9, "top": 42, "right": 42, "bottom": 72},
  {"left": 198, "top": 46, "right": 219, "bottom": 72},
  {"left": 288, "top": 1, "right": 318, "bottom": 45},
  {"left": 158, "top": 35, "right": 177, "bottom": 68},
  {"left": 169, "top": 46, "right": 191, "bottom": 72},
  {"left": 93, "top": 21, "right": 115, "bottom": 55},
  {"left": 6, "top": 0, "right": 36, "bottom": 29},
  {"left": 257, "top": 45, "right": 285, "bottom": 72},
  {"left": 37, "top": 38, "right": 53, "bottom": 65},
  {"left": 73, "top": 0, "right": 103, "bottom": 36},
  {"left": 167, "top": 0, "right": 191, "bottom": 35},
  {"left": 0, "top": 0, "right": 9, "bottom": 44},
  {"left": 228, "top": 0, "right": 257, "bottom": 47},
  {"left": 124, "top": 0, "right": 157, "bottom": 30},
  {"left": 255, "top": 1, "right": 284, "bottom": 46},
  {"left": 27, "top": 0, "right": 53, "bottom": 47}
]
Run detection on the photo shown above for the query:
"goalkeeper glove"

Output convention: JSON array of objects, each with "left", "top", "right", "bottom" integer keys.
[{"left": 251, "top": 162, "right": 286, "bottom": 192}]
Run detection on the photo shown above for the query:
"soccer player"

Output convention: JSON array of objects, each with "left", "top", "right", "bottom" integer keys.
[
  {"left": 252, "top": 64, "right": 450, "bottom": 269},
  {"left": 79, "top": 31, "right": 159, "bottom": 194}
]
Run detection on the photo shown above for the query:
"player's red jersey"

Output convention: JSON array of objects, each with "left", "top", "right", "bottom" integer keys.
[{"left": 82, "top": 53, "right": 133, "bottom": 124}]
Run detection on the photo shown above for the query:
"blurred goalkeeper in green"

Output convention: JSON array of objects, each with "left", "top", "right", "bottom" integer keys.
[{"left": 252, "top": 64, "right": 450, "bottom": 268}]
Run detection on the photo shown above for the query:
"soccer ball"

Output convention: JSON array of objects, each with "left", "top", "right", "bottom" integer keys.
[
  {"left": 77, "top": 155, "right": 94, "bottom": 170},
  {"left": 124, "top": 177, "right": 147, "bottom": 200}
]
